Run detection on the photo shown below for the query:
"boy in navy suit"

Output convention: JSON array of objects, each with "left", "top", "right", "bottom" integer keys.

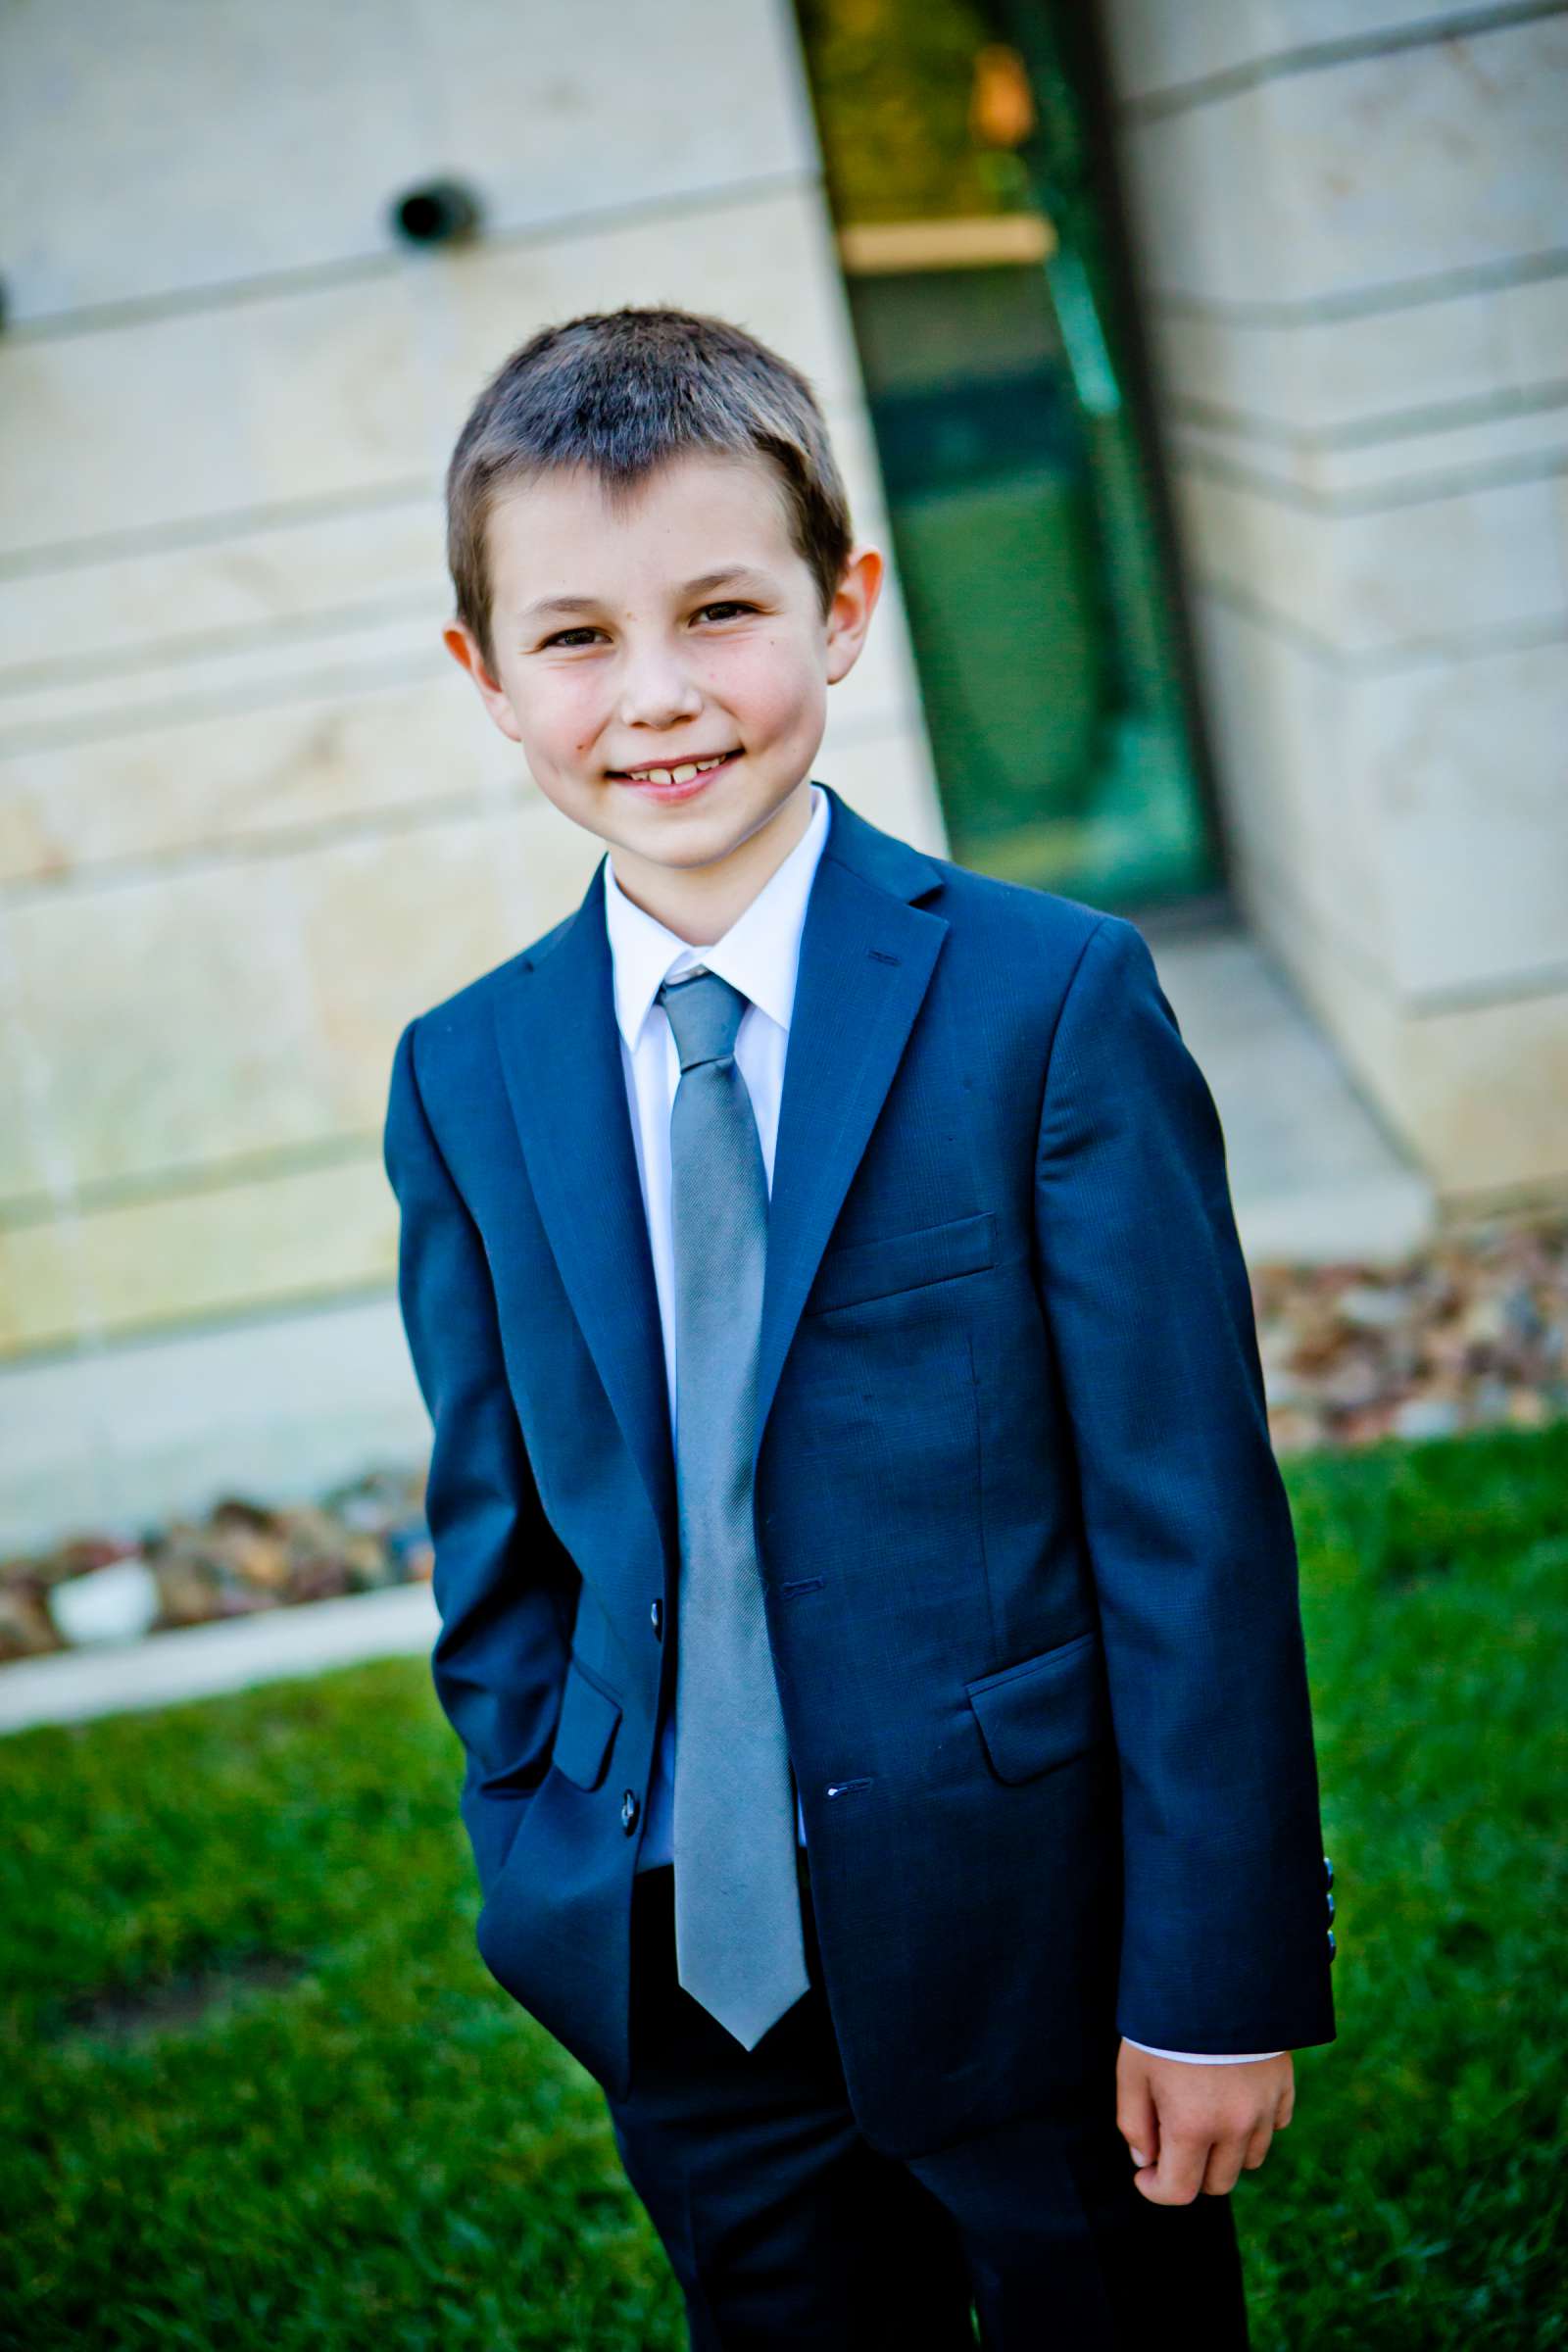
[{"left": 383, "top": 305, "right": 1337, "bottom": 2347}]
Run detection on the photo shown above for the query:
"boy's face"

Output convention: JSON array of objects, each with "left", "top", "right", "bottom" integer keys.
[{"left": 444, "top": 449, "right": 882, "bottom": 899}]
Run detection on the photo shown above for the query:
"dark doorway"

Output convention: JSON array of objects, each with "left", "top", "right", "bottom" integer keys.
[{"left": 794, "top": 0, "right": 1217, "bottom": 910}]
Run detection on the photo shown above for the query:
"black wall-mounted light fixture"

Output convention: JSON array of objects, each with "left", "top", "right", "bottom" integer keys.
[{"left": 389, "top": 178, "right": 483, "bottom": 248}]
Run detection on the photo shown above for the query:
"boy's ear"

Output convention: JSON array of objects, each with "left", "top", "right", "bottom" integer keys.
[
  {"left": 443, "top": 617, "right": 524, "bottom": 744},
  {"left": 824, "top": 543, "right": 886, "bottom": 687}
]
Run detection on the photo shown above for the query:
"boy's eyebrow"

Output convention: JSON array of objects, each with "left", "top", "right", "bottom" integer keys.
[{"left": 519, "top": 565, "right": 778, "bottom": 620}]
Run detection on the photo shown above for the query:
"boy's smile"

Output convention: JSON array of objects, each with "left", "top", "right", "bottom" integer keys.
[{"left": 444, "top": 449, "right": 883, "bottom": 943}]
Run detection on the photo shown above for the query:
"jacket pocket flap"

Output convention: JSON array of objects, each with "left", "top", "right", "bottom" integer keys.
[
  {"left": 965, "top": 1630, "right": 1107, "bottom": 1785},
  {"left": 807, "top": 1210, "right": 997, "bottom": 1314},
  {"left": 551, "top": 1661, "right": 623, "bottom": 1790}
]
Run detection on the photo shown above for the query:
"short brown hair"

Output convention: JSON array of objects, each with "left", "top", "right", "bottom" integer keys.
[{"left": 446, "top": 306, "right": 855, "bottom": 671}]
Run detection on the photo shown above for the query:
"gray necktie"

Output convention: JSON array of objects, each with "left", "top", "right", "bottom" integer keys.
[{"left": 656, "top": 966, "right": 810, "bottom": 2049}]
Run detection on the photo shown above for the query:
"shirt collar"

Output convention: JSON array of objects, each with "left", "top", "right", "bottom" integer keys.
[{"left": 604, "top": 781, "right": 831, "bottom": 1053}]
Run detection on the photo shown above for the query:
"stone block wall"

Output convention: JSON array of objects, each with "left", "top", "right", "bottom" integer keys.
[
  {"left": 1098, "top": 0, "right": 1568, "bottom": 1201},
  {"left": 0, "top": 0, "right": 939, "bottom": 1544}
]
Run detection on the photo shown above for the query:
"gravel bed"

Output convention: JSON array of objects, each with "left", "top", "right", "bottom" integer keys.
[
  {"left": 4, "top": 1210, "right": 1563, "bottom": 1667},
  {"left": 1256, "top": 1211, "right": 1566, "bottom": 1454}
]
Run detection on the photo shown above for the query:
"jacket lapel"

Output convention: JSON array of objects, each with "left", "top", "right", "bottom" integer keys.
[
  {"left": 490, "top": 861, "right": 678, "bottom": 1562},
  {"left": 750, "top": 798, "right": 950, "bottom": 1481},
  {"left": 491, "top": 782, "right": 951, "bottom": 1565}
]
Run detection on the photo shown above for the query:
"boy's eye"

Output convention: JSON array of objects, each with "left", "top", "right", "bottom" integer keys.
[{"left": 538, "top": 602, "right": 756, "bottom": 651}]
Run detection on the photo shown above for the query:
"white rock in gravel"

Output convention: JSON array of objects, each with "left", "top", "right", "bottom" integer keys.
[
  {"left": 1392, "top": 1396, "right": 1463, "bottom": 1443},
  {"left": 47, "top": 1555, "right": 160, "bottom": 1646}
]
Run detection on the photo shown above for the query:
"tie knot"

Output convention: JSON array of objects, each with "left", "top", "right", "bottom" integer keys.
[{"left": 658, "top": 968, "right": 749, "bottom": 1070}]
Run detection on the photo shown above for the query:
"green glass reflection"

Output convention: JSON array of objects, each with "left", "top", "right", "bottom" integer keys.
[{"left": 795, "top": 0, "right": 1217, "bottom": 908}]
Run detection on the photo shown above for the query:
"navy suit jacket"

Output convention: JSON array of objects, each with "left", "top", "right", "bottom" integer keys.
[{"left": 382, "top": 779, "right": 1336, "bottom": 2159}]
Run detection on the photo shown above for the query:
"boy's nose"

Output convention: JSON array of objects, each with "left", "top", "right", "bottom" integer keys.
[{"left": 615, "top": 656, "right": 705, "bottom": 731}]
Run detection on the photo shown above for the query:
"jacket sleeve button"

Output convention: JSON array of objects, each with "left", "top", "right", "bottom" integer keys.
[
  {"left": 620, "top": 1789, "right": 640, "bottom": 1833},
  {"left": 650, "top": 1598, "right": 662, "bottom": 1639},
  {"left": 1326, "top": 1928, "right": 1337, "bottom": 1962},
  {"left": 1326, "top": 1889, "right": 1336, "bottom": 1922},
  {"left": 1324, "top": 1854, "right": 1334, "bottom": 1888}
]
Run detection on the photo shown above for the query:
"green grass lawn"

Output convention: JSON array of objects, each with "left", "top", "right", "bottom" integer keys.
[{"left": 3, "top": 1421, "right": 1566, "bottom": 2349}]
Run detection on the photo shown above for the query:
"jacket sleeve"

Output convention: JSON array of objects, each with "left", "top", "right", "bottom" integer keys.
[
  {"left": 382, "top": 1013, "right": 579, "bottom": 1904},
  {"left": 1033, "top": 914, "right": 1336, "bottom": 2056}
]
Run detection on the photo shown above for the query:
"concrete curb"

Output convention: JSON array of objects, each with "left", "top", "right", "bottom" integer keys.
[{"left": 0, "top": 1582, "right": 438, "bottom": 1738}]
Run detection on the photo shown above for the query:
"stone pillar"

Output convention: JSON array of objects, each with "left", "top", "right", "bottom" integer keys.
[{"left": 1097, "top": 0, "right": 1568, "bottom": 1203}]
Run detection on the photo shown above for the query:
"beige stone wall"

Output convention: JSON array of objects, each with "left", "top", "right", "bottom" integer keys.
[
  {"left": 1098, "top": 0, "right": 1568, "bottom": 1203},
  {"left": 0, "top": 0, "right": 940, "bottom": 1544}
]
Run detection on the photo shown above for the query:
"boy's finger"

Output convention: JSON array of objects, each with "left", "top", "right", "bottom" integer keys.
[
  {"left": 1200, "top": 2132, "right": 1249, "bottom": 2197},
  {"left": 1242, "top": 2120, "right": 1275, "bottom": 2172},
  {"left": 1275, "top": 2082, "right": 1296, "bottom": 2130},
  {"left": 1117, "top": 2076, "right": 1158, "bottom": 2172},
  {"left": 1135, "top": 2128, "right": 1210, "bottom": 2206}
]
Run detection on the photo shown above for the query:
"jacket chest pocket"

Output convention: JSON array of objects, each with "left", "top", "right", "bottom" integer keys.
[{"left": 805, "top": 1210, "right": 997, "bottom": 1315}]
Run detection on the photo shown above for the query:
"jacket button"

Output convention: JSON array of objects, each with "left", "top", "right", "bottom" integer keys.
[
  {"left": 1326, "top": 1928, "right": 1337, "bottom": 1962},
  {"left": 1326, "top": 1889, "right": 1336, "bottom": 1923},
  {"left": 1324, "top": 1854, "right": 1334, "bottom": 1888},
  {"left": 650, "top": 1597, "right": 662, "bottom": 1640},
  {"left": 620, "top": 1788, "right": 640, "bottom": 1833}
]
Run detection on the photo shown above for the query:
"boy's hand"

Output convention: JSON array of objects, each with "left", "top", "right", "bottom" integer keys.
[{"left": 1116, "top": 2043, "right": 1295, "bottom": 2204}]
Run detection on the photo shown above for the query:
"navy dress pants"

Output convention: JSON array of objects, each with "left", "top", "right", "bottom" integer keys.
[{"left": 604, "top": 1859, "right": 1250, "bottom": 2350}]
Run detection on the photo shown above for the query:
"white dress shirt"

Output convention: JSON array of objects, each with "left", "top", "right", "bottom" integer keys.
[{"left": 601, "top": 780, "right": 1279, "bottom": 2066}]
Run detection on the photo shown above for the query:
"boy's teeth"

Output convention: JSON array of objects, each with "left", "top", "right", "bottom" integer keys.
[{"left": 629, "top": 754, "right": 729, "bottom": 784}]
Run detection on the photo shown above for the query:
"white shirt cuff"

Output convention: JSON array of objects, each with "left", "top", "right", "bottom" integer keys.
[{"left": 1124, "top": 2038, "right": 1286, "bottom": 2064}]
